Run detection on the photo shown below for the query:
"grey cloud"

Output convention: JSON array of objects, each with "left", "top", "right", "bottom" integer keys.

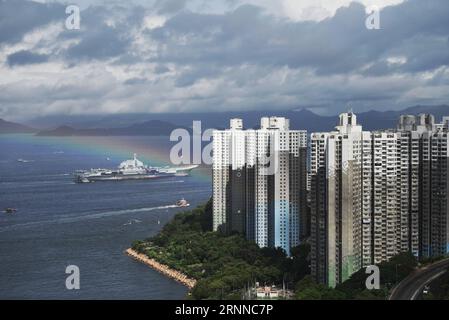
[
  {"left": 66, "top": 25, "right": 131, "bottom": 60},
  {"left": 6, "top": 50, "right": 49, "bottom": 66},
  {"left": 155, "top": 0, "right": 188, "bottom": 14},
  {"left": 124, "top": 77, "right": 147, "bottom": 85},
  {"left": 154, "top": 65, "right": 170, "bottom": 74},
  {"left": 428, "top": 68, "right": 449, "bottom": 86},
  {"left": 1, "top": 0, "right": 449, "bottom": 119},
  {"left": 148, "top": 1, "right": 449, "bottom": 78},
  {"left": 61, "top": 5, "right": 146, "bottom": 62},
  {"left": 0, "top": 0, "right": 64, "bottom": 44},
  {"left": 175, "top": 64, "right": 221, "bottom": 87},
  {"left": 361, "top": 61, "right": 395, "bottom": 77},
  {"left": 361, "top": 34, "right": 449, "bottom": 77}
]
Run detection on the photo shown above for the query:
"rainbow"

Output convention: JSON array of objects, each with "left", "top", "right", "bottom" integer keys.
[{"left": 2, "top": 134, "right": 211, "bottom": 182}]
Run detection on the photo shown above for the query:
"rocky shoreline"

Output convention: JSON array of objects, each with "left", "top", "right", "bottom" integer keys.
[{"left": 126, "top": 248, "right": 197, "bottom": 289}]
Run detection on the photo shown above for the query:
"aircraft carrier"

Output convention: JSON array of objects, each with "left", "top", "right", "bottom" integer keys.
[{"left": 74, "top": 154, "right": 198, "bottom": 183}]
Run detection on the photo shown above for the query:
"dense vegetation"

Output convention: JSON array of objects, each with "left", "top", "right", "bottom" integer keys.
[
  {"left": 132, "top": 198, "right": 421, "bottom": 300},
  {"left": 295, "top": 251, "right": 418, "bottom": 300},
  {"left": 132, "top": 198, "right": 310, "bottom": 299}
]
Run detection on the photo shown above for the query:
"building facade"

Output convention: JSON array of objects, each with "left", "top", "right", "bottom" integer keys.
[
  {"left": 212, "top": 117, "right": 307, "bottom": 255},
  {"left": 418, "top": 117, "right": 449, "bottom": 257},
  {"left": 310, "top": 113, "right": 364, "bottom": 287},
  {"left": 310, "top": 112, "right": 449, "bottom": 287}
]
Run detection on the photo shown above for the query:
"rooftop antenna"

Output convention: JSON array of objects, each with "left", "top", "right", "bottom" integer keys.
[{"left": 348, "top": 106, "right": 353, "bottom": 114}]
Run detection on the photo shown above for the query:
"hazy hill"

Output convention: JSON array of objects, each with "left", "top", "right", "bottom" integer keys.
[
  {"left": 24, "top": 105, "right": 449, "bottom": 134},
  {"left": 36, "top": 120, "right": 187, "bottom": 136},
  {"left": 0, "top": 118, "right": 37, "bottom": 134}
]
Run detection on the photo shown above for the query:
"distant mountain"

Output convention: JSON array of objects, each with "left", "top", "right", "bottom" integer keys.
[
  {"left": 355, "top": 105, "right": 449, "bottom": 131},
  {"left": 27, "top": 104, "right": 449, "bottom": 135},
  {"left": 36, "top": 120, "right": 187, "bottom": 136},
  {"left": 0, "top": 118, "right": 37, "bottom": 134},
  {"left": 177, "top": 104, "right": 449, "bottom": 132}
]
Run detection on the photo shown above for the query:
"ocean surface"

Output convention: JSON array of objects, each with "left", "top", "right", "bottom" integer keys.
[{"left": 0, "top": 134, "right": 211, "bottom": 299}]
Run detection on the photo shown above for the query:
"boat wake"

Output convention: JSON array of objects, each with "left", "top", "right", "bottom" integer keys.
[
  {"left": 0, "top": 180, "right": 75, "bottom": 187},
  {"left": 123, "top": 219, "right": 142, "bottom": 226},
  {"left": 0, "top": 204, "right": 180, "bottom": 233}
]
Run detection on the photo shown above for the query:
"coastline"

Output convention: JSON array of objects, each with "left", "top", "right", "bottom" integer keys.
[{"left": 125, "top": 248, "right": 197, "bottom": 289}]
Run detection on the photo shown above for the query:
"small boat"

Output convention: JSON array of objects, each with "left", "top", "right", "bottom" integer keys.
[
  {"left": 176, "top": 199, "right": 190, "bottom": 208},
  {"left": 17, "top": 158, "right": 34, "bottom": 163},
  {"left": 123, "top": 219, "right": 142, "bottom": 226},
  {"left": 4, "top": 208, "right": 17, "bottom": 214},
  {"left": 80, "top": 177, "right": 90, "bottom": 183}
]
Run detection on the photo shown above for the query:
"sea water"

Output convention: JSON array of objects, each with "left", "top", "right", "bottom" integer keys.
[{"left": 0, "top": 134, "right": 211, "bottom": 299}]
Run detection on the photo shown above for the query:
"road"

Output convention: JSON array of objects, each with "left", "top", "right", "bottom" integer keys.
[{"left": 389, "top": 258, "right": 449, "bottom": 300}]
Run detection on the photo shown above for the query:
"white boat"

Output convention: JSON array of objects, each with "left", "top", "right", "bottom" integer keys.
[{"left": 176, "top": 198, "right": 190, "bottom": 207}]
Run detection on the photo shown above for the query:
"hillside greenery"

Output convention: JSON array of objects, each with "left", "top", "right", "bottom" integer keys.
[
  {"left": 132, "top": 198, "right": 420, "bottom": 300},
  {"left": 295, "top": 251, "right": 418, "bottom": 300},
  {"left": 132, "top": 198, "right": 310, "bottom": 299}
]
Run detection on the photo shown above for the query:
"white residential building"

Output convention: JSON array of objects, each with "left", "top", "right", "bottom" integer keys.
[
  {"left": 212, "top": 117, "right": 308, "bottom": 255},
  {"left": 310, "top": 112, "right": 364, "bottom": 287},
  {"left": 311, "top": 112, "right": 449, "bottom": 287}
]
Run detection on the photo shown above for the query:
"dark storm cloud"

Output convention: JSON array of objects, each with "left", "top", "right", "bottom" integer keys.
[
  {"left": 66, "top": 25, "right": 131, "bottom": 60},
  {"left": 61, "top": 5, "right": 146, "bottom": 62},
  {"left": 4, "top": 0, "right": 448, "bottom": 76},
  {"left": 1, "top": 0, "right": 449, "bottom": 119},
  {"left": 0, "top": 0, "right": 65, "bottom": 44},
  {"left": 148, "top": 0, "right": 449, "bottom": 79},
  {"left": 7, "top": 50, "right": 49, "bottom": 66}
]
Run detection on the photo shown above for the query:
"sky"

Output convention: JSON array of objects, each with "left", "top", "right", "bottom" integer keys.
[{"left": 0, "top": 0, "right": 448, "bottom": 120}]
